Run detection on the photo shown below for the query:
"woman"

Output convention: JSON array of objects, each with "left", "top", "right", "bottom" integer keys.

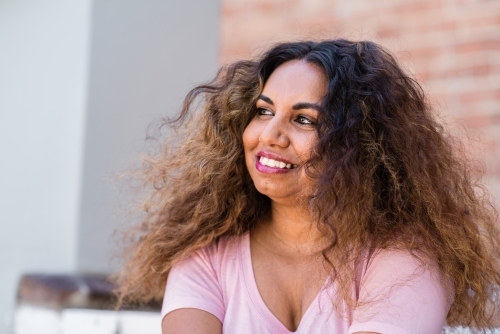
[{"left": 117, "top": 40, "right": 500, "bottom": 333}]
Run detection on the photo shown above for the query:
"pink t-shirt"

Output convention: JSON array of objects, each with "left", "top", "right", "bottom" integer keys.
[{"left": 162, "top": 233, "right": 450, "bottom": 333}]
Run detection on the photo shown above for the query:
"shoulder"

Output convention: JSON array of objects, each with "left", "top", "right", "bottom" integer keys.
[
  {"left": 360, "top": 248, "right": 443, "bottom": 284},
  {"left": 162, "top": 234, "right": 247, "bottom": 322},
  {"left": 173, "top": 233, "right": 244, "bottom": 273},
  {"left": 357, "top": 247, "right": 452, "bottom": 303},
  {"left": 351, "top": 248, "right": 453, "bottom": 334}
]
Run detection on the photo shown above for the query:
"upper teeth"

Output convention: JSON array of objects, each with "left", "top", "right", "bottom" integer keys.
[{"left": 259, "top": 157, "right": 294, "bottom": 169}]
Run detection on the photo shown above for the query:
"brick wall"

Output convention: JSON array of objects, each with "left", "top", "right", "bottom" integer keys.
[{"left": 220, "top": 0, "right": 500, "bottom": 207}]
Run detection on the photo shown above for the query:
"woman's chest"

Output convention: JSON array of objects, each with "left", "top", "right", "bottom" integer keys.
[
  {"left": 218, "top": 235, "right": 350, "bottom": 333},
  {"left": 252, "top": 257, "right": 328, "bottom": 331},
  {"left": 221, "top": 272, "right": 350, "bottom": 334}
]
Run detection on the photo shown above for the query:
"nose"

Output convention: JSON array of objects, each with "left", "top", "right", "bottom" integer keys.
[{"left": 258, "top": 115, "right": 290, "bottom": 147}]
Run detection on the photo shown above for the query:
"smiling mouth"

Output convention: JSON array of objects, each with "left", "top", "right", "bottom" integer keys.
[{"left": 258, "top": 156, "right": 297, "bottom": 169}]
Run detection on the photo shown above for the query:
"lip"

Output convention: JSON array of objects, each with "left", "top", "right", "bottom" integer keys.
[
  {"left": 255, "top": 151, "right": 296, "bottom": 174},
  {"left": 256, "top": 151, "right": 294, "bottom": 165}
]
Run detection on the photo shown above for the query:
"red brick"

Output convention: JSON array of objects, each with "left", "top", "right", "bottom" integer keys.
[
  {"left": 459, "top": 89, "right": 500, "bottom": 103},
  {"left": 220, "top": 0, "right": 500, "bottom": 205},
  {"left": 461, "top": 114, "right": 500, "bottom": 129},
  {"left": 455, "top": 39, "right": 500, "bottom": 54}
]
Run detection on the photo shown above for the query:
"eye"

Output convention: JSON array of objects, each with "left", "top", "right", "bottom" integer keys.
[
  {"left": 295, "top": 115, "right": 316, "bottom": 126},
  {"left": 256, "top": 107, "right": 274, "bottom": 116}
]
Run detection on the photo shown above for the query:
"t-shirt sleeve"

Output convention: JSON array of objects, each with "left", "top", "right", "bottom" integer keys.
[
  {"left": 161, "top": 247, "right": 225, "bottom": 323},
  {"left": 348, "top": 249, "right": 452, "bottom": 334}
]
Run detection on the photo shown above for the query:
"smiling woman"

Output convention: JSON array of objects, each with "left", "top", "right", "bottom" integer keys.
[{"left": 116, "top": 40, "right": 500, "bottom": 334}]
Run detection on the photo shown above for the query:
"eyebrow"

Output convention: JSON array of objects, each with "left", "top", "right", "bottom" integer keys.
[
  {"left": 257, "top": 94, "right": 325, "bottom": 113},
  {"left": 258, "top": 95, "right": 274, "bottom": 105}
]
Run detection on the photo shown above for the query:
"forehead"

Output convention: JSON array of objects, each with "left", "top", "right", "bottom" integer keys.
[{"left": 261, "top": 60, "right": 327, "bottom": 103}]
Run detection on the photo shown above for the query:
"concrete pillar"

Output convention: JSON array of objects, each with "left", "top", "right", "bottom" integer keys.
[{"left": 77, "top": 0, "right": 220, "bottom": 272}]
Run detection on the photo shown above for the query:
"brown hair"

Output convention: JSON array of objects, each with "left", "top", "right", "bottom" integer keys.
[{"left": 116, "top": 39, "right": 500, "bottom": 329}]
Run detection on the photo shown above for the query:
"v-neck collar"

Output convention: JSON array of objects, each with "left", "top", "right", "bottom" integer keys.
[{"left": 239, "top": 233, "right": 329, "bottom": 333}]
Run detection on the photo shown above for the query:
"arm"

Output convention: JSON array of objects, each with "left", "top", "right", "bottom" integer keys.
[
  {"left": 161, "top": 246, "right": 225, "bottom": 333},
  {"left": 162, "top": 309, "right": 222, "bottom": 334}
]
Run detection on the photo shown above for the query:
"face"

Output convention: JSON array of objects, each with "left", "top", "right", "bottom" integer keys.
[{"left": 243, "top": 60, "right": 327, "bottom": 205}]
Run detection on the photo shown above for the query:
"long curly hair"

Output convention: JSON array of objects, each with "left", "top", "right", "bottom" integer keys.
[{"left": 116, "top": 39, "right": 500, "bottom": 329}]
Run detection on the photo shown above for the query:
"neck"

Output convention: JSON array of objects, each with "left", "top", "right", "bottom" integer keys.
[{"left": 252, "top": 201, "right": 327, "bottom": 259}]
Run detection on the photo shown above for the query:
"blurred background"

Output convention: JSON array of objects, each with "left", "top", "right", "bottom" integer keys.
[{"left": 0, "top": 0, "right": 499, "bottom": 333}]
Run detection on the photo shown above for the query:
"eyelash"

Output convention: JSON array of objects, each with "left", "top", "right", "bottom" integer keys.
[
  {"left": 256, "top": 108, "right": 316, "bottom": 126},
  {"left": 296, "top": 115, "right": 316, "bottom": 125},
  {"left": 257, "top": 108, "right": 273, "bottom": 116}
]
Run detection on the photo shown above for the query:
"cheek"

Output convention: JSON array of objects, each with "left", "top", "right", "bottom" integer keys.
[
  {"left": 295, "top": 134, "right": 318, "bottom": 161},
  {"left": 242, "top": 121, "right": 260, "bottom": 152}
]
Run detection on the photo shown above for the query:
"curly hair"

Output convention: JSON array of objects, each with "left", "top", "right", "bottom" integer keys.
[{"left": 116, "top": 39, "right": 500, "bottom": 329}]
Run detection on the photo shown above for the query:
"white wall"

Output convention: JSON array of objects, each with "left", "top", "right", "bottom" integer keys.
[
  {"left": 0, "top": 0, "right": 92, "bottom": 332},
  {"left": 77, "top": 0, "right": 221, "bottom": 273},
  {"left": 0, "top": 0, "right": 220, "bottom": 333}
]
